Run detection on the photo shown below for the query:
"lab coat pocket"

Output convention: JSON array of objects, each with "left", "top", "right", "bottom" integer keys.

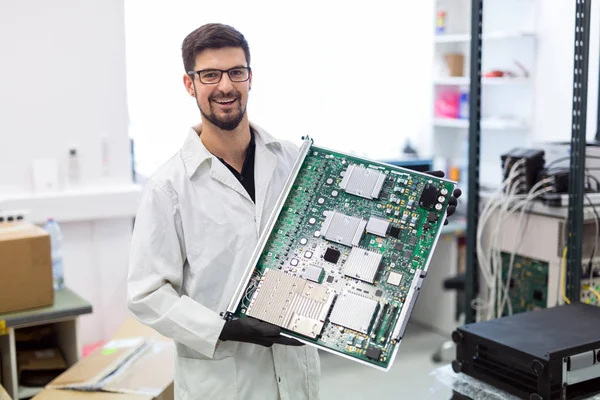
[{"left": 178, "top": 356, "right": 238, "bottom": 400}]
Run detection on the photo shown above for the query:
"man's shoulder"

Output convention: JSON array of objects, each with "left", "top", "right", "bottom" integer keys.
[{"left": 144, "top": 151, "right": 187, "bottom": 199}]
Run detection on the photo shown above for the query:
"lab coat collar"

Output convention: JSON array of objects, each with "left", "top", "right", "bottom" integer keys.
[{"left": 181, "top": 121, "right": 280, "bottom": 179}]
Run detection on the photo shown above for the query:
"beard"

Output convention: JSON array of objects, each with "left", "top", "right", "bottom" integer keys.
[{"left": 199, "top": 90, "right": 246, "bottom": 131}]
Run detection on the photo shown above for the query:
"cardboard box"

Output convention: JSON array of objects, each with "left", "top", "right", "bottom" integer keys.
[
  {"left": 18, "top": 348, "right": 68, "bottom": 387},
  {"left": 0, "top": 223, "right": 53, "bottom": 314},
  {"left": 0, "top": 384, "right": 11, "bottom": 400},
  {"left": 33, "top": 318, "right": 174, "bottom": 400}
]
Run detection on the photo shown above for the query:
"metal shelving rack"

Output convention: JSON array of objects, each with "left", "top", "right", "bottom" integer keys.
[
  {"left": 464, "top": 0, "right": 591, "bottom": 322},
  {"left": 566, "top": 0, "right": 591, "bottom": 301}
]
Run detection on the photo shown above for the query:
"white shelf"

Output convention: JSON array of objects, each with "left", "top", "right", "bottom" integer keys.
[
  {"left": 433, "top": 77, "right": 530, "bottom": 86},
  {"left": 0, "top": 184, "right": 142, "bottom": 224},
  {"left": 433, "top": 117, "right": 529, "bottom": 130},
  {"left": 434, "top": 31, "right": 536, "bottom": 43}
]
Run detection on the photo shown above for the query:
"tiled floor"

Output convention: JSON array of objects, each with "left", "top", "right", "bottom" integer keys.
[{"left": 319, "top": 323, "right": 453, "bottom": 400}]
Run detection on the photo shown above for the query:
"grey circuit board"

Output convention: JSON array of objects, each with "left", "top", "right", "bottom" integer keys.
[{"left": 226, "top": 137, "right": 456, "bottom": 370}]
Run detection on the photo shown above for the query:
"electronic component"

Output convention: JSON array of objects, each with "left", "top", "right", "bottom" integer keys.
[
  {"left": 343, "top": 247, "right": 382, "bottom": 283},
  {"left": 387, "top": 272, "right": 402, "bottom": 286},
  {"left": 453, "top": 303, "right": 600, "bottom": 400},
  {"left": 304, "top": 265, "right": 324, "bottom": 283},
  {"left": 323, "top": 247, "right": 341, "bottom": 264},
  {"left": 365, "top": 346, "right": 382, "bottom": 360},
  {"left": 500, "top": 148, "right": 545, "bottom": 195},
  {"left": 366, "top": 216, "right": 390, "bottom": 237},
  {"left": 389, "top": 226, "right": 400, "bottom": 238},
  {"left": 228, "top": 138, "right": 456, "bottom": 371},
  {"left": 329, "top": 290, "right": 379, "bottom": 334},
  {"left": 419, "top": 183, "right": 439, "bottom": 210},
  {"left": 339, "top": 164, "right": 386, "bottom": 199},
  {"left": 246, "top": 268, "right": 335, "bottom": 338},
  {"left": 321, "top": 211, "right": 367, "bottom": 247},
  {"left": 427, "top": 212, "right": 438, "bottom": 223}
]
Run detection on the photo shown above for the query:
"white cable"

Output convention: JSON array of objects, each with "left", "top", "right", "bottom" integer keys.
[
  {"left": 474, "top": 159, "right": 525, "bottom": 320},
  {"left": 498, "top": 180, "right": 554, "bottom": 315}
]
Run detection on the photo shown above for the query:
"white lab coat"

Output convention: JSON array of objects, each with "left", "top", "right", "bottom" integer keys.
[{"left": 127, "top": 123, "right": 320, "bottom": 400}]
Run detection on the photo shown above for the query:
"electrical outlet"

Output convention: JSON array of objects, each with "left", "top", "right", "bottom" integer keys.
[{"left": 0, "top": 209, "right": 31, "bottom": 224}]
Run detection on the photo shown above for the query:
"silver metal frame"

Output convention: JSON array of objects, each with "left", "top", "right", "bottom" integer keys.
[{"left": 224, "top": 138, "right": 456, "bottom": 371}]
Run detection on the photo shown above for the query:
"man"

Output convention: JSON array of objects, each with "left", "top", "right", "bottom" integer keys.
[{"left": 128, "top": 23, "right": 460, "bottom": 400}]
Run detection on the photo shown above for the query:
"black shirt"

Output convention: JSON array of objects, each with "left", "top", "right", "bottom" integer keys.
[{"left": 217, "top": 129, "right": 256, "bottom": 202}]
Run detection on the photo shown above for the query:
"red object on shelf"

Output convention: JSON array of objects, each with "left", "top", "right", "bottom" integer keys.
[
  {"left": 435, "top": 90, "right": 460, "bottom": 118},
  {"left": 483, "top": 70, "right": 505, "bottom": 78}
]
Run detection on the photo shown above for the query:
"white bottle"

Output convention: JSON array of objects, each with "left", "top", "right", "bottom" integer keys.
[
  {"left": 45, "top": 218, "right": 65, "bottom": 290},
  {"left": 67, "top": 148, "right": 80, "bottom": 186}
]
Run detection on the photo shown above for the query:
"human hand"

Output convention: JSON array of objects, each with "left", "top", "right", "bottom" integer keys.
[
  {"left": 219, "top": 317, "right": 304, "bottom": 347},
  {"left": 424, "top": 170, "right": 462, "bottom": 225}
]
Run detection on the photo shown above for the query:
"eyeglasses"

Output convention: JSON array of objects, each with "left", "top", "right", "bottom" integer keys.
[{"left": 187, "top": 66, "right": 251, "bottom": 85}]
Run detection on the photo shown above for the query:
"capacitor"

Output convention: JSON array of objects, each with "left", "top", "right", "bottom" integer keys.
[
  {"left": 309, "top": 217, "right": 316, "bottom": 225},
  {"left": 326, "top": 178, "right": 334, "bottom": 185},
  {"left": 438, "top": 196, "right": 445, "bottom": 203},
  {"left": 435, "top": 204, "right": 443, "bottom": 211},
  {"left": 332, "top": 190, "right": 339, "bottom": 197},
  {"left": 318, "top": 198, "right": 325, "bottom": 205},
  {"left": 440, "top": 188, "right": 449, "bottom": 196}
]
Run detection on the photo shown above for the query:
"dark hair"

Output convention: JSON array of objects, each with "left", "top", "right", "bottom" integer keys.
[{"left": 182, "top": 23, "right": 251, "bottom": 73}]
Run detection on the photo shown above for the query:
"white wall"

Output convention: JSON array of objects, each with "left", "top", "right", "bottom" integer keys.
[
  {"left": 0, "top": 0, "right": 134, "bottom": 345},
  {"left": 124, "top": 0, "right": 436, "bottom": 177},
  {"left": 533, "top": 0, "right": 600, "bottom": 144}
]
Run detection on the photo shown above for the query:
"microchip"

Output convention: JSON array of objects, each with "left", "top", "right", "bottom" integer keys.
[
  {"left": 375, "top": 289, "right": 383, "bottom": 297},
  {"left": 424, "top": 222, "right": 431, "bottom": 230},
  {"left": 387, "top": 271, "right": 403, "bottom": 286},
  {"left": 427, "top": 212, "right": 439, "bottom": 223},
  {"left": 395, "top": 243, "right": 404, "bottom": 251},
  {"left": 366, "top": 346, "right": 382, "bottom": 360},
  {"left": 326, "top": 275, "right": 335, "bottom": 283},
  {"left": 389, "top": 226, "right": 401, "bottom": 238},
  {"left": 366, "top": 216, "right": 390, "bottom": 237},
  {"left": 533, "top": 289, "right": 544, "bottom": 301},
  {"left": 419, "top": 184, "right": 439, "bottom": 210},
  {"left": 324, "top": 247, "right": 341, "bottom": 264},
  {"left": 404, "top": 250, "right": 412, "bottom": 259},
  {"left": 410, "top": 237, "right": 417, "bottom": 246}
]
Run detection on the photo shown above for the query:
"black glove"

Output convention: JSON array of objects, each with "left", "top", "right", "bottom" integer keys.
[
  {"left": 219, "top": 317, "right": 304, "bottom": 347},
  {"left": 424, "top": 170, "right": 462, "bottom": 225}
]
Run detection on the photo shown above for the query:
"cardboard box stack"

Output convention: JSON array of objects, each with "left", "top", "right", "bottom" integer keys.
[
  {"left": 0, "top": 223, "right": 53, "bottom": 313},
  {"left": 32, "top": 318, "right": 174, "bottom": 400}
]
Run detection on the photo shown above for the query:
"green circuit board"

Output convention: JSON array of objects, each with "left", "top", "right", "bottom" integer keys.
[
  {"left": 232, "top": 144, "right": 455, "bottom": 369},
  {"left": 500, "top": 252, "right": 548, "bottom": 316}
]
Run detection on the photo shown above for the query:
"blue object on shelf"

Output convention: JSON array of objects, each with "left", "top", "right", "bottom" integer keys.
[{"left": 459, "top": 91, "right": 469, "bottom": 119}]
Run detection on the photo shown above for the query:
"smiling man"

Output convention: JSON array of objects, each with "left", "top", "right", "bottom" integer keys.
[
  {"left": 127, "top": 24, "right": 319, "bottom": 400},
  {"left": 127, "top": 22, "right": 460, "bottom": 400}
]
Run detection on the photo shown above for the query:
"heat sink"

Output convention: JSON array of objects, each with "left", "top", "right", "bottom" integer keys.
[
  {"left": 321, "top": 210, "right": 367, "bottom": 247},
  {"left": 343, "top": 247, "right": 383, "bottom": 283},
  {"left": 340, "top": 164, "right": 386, "bottom": 199},
  {"left": 246, "top": 268, "right": 335, "bottom": 338},
  {"left": 329, "top": 290, "right": 379, "bottom": 334}
]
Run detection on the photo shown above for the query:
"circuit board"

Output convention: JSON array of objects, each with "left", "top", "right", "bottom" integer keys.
[
  {"left": 227, "top": 140, "right": 455, "bottom": 370},
  {"left": 501, "top": 252, "right": 548, "bottom": 316}
]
